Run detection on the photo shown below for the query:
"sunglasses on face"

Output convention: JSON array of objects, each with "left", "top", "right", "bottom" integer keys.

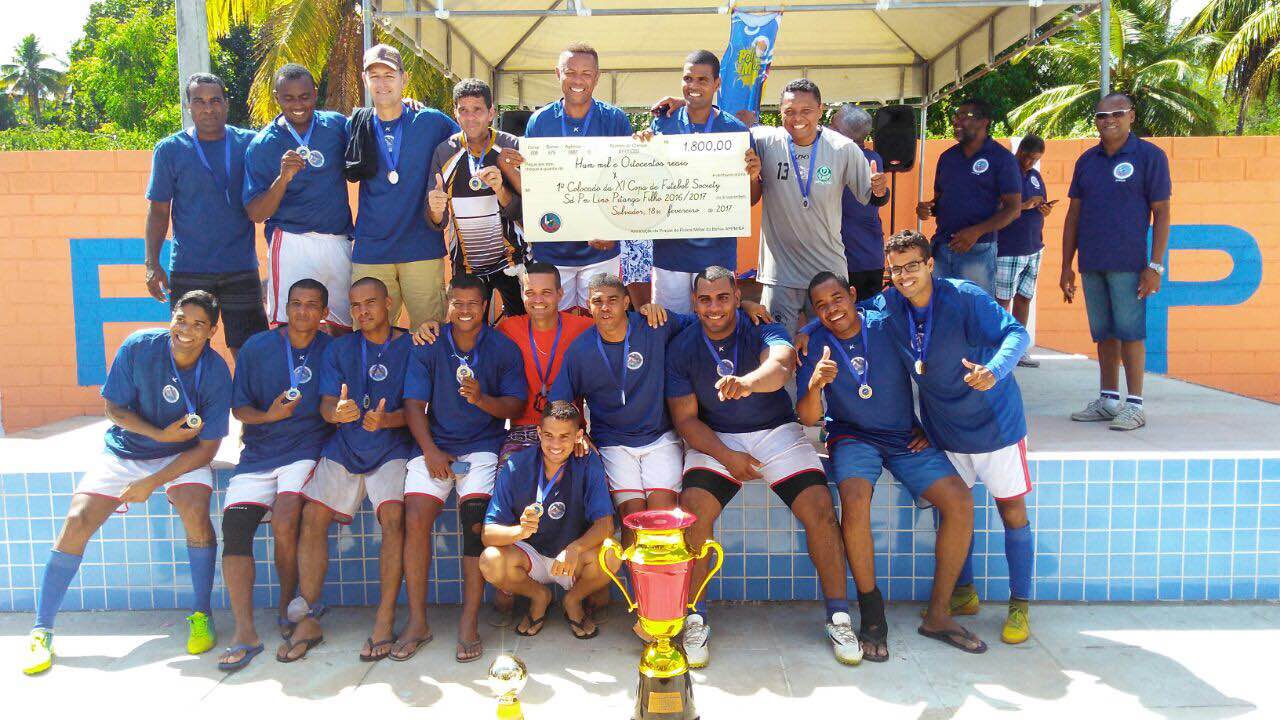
[
  {"left": 954, "top": 111, "right": 981, "bottom": 120},
  {"left": 1095, "top": 109, "right": 1130, "bottom": 120}
]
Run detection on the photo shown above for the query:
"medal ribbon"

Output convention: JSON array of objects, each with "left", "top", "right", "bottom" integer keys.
[
  {"left": 826, "top": 312, "right": 870, "bottom": 391},
  {"left": 528, "top": 316, "right": 563, "bottom": 397},
  {"left": 907, "top": 293, "right": 935, "bottom": 372},
  {"left": 559, "top": 99, "right": 595, "bottom": 136},
  {"left": 461, "top": 128, "right": 496, "bottom": 181},
  {"left": 445, "top": 325, "right": 482, "bottom": 373},
  {"left": 593, "top": 321, "right": 633, "bottom": 406},
  {"left": 281, "top": 114, "right": 315, "bottom": 154},
  {"left": 189, "top": 127, "right": 233, "bottom": 206},
  {"left": 786, "top": 132, "right": 820, "bottom": 208},
  {"left": 679, "top": 106, "right": 717, "bottom": 134},
  {"left": 537, "top": 460, "right": 567, "bottom": 506},
  {"left": 700, "top": 311, "right": 741, "bottom": 376},
  {"left": 280, "top": 329, "right": 313, "bottom": 394},
  {"left": 361, "top": 333, "right": 392, "bottom": 405},
  {"left": 376, "top": 106, "right": 406, "bottom": 178},
  {"left": 168, "top": 339, "right": 205, "bottom": 419}
]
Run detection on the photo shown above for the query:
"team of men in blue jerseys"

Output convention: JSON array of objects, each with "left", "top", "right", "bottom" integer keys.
[{"left": 23, "top": 38, "right": 1172, "bottom": 678}]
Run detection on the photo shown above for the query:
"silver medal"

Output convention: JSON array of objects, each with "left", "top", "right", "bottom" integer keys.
[
  {"left": 362, "top": 394, "right": 372, "bottom": 409},
  {"left": 715, "top": 358, "right": 735, "bottom": 377},
  {"left": 296, "top": 145, "right": 311, "bottom": 160},
  {"left": 914, "top": 359, "right": 926, "bottom": 375},
  {"left": 185, "top": 413, "right": 203, "bottom": 430},
  {"left": 285, "top": 387, "right": 302, "bottom": 402},
  {"left": 369, "top": 363, "right": 389, "bottom": 382},
  {"left": 388, "top": 169, "right": 400, "bottom": 184},
  {"left": 626, "top": 351, "right": 644, "bottom": 371}
]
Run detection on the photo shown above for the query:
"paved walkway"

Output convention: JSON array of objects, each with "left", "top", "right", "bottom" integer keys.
[{"left": 3, "top": 602, "right": 1276, "bottom": 718}]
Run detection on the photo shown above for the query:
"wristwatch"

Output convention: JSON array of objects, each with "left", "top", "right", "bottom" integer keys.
[{"left": 1147, "top": 261, "right": 1165, "bottom": 275}]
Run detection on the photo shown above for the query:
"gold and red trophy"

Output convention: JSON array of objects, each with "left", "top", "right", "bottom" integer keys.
[{"left": 600, "top": 509, "right": 724, "bottom": 720}]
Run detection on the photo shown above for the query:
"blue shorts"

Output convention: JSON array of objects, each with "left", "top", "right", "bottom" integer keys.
[
  {"left": 932, "top": 241, "right": 997, "bottom": 297},
  {"left": 829, "top": 436, "right": 958, "bottom": 502},
  {"left": 1081, "top": 270, "right": 1147, "bottom": 342}
]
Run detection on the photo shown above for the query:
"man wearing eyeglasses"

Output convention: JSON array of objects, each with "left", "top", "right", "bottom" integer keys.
[
  {"left": 1060, "top": 93, "right": 1171, "bottom": 432},
  {"left": 916, "top": 99, "right": 1022, "bottom": 297}
]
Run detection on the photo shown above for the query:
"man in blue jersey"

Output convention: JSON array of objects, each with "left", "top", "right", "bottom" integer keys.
[
  {"left": 280, "top": 277, "right": 415, "bottom": 663},
  {"left": 245, "top": 64, "right": 354, "bottom": 331},
  {"left": 881, "top": 230, "right": 1035, "bottom": 646},
  {"left": 401, "top": 274, "right": 527, "bottom": 663},
  {"left": 667, "top": 267, "right": 860, "bottom": 666},
  {"left": 1061, "top": 93, "right": 1172, "bottom": 431},
  {"left": 480, "top": 401, "right": 619, "bottom": 640},
  {"left": 217, "top": 279, "right": 334, "bottom": 672},
  {"left": 646, "top": 49, "right": 761, "bottom": 313},
  {"left": 23, "top": 292, "right": 232, "bottom": 675},
  {"left": 350, "top": 45, "right": 460, "bottom": 328},
  {"left": 830, "top": 105, "right": 887, "bottom": 301},
  {"left": 144, "top": 73, "right": 266, "bottom": 355},
  {"left": 996, "top": 134, "right": 1053, "bottom": 368},
  {"left": 520, "top": 42, "right": 633, "bottom": 311},
  {"left": 797, "top": 272, "right": 982, "bottom": 658},
  {"left": 915, "top": 99, "right": 1022, "bottom": 297}
]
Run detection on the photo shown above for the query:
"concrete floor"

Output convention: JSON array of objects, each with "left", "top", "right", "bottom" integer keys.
[{"left": 3, "top": 602, "right": 1277, "bottom": 718}]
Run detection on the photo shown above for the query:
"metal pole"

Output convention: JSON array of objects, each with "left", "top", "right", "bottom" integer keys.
[
  {"left": 916, "top": 65, "right": 929, "bottom": 233},
  {"left": 362, "top": 0, "right": 373, "bottom": 106},
  {"left": 175, "top": 0, "right": 211, "bottom": 129},
  {"left": 1099, "top": 0, "right": 1111, "bottom": 96}
]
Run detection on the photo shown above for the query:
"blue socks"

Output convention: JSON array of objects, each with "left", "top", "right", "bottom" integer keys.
[
  {"left": 187, "top": 543, "right": 217, "bottom": 616},
  {"left": 957, "top": 536, "right": 975, "bottom": 587},
  {"left": 1005, "top": 523, "right": 1034, "bottom": 601},
  {"left": 35, "top": 550, "right": 83, "bottom": 631},
  {"left": 824, "top": 597, "right": 850, "bottom": 623}
]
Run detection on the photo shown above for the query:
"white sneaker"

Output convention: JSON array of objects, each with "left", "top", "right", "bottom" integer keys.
[
  {"left": 1109, "top": 403, "right": 1146, "bottom": 431},
  {"left": 1070, "top": 398, "right": 1118, "bottom": 422},
  {"left": 682, "top": 614, "right": 710, "bottom": 668},
  {"left": 826, "top": 612, "right": 863, "bottom": 666}
]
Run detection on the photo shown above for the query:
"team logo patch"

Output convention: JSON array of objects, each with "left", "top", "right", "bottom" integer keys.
[
  {"left": 547, "top": 501, "right": 566, "bottom": 520},
  {"left": 626, "top": 351, "right": 644, "bottom": 370},
  {"left": 1113, "top": 162, "right": 1135, "bottom": 181},
  {"left": 971, "top": 158, "right": 990, "bottom": 174},
  {"left": 540, "top": 212, "right": 562, "bottom": 234},
  {"left": 294, "top": 366, "right": 313, "bottom": 385},
  {"left": 814, "top": 165, "right": 833, "bottom": 184},
  {"left": 369, "top": 363, "right": 389, "bottom": 382},
  {"left": 162, "top": 384, "right": 180, "bottom": 403},
  {"left": 1030, "top": 176, "right": 1041, "bottom": 189}
]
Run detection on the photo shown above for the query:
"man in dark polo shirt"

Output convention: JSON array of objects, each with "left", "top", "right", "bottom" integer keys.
[
  {"left": 1061, "top": 93, "right": 1171, "bottom": 431},
  {"left": 995, "top": 134, "right": 1053, "bottom": 368},
  {"left": 830, "top": 104, "right": 886, "bottom": 302},
  {"left": 916, "top": 98, "right": 1021, "bottom": 297}
]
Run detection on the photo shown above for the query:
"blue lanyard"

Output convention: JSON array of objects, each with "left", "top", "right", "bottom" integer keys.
[
  {"left": 594, "top": 322, "right": 632, "bottom": 405},
  {"left": 377, "top": 107, "right": 406, "bottom": 174},
  {"left": 559, "top": 99, "right": 595, "bottom": 136},
  {"left": 786, "top": 131, "right": 820, "bottom": 208},
  {"left": 529, "top": 316, "right": 563, "bottom": 396},
  {"left": 189, "top": 127, "right": 232, "bottom": 206},
  {"left": 281, "top": 114, "right": 315, "bottom": 152},
  {"left": 168, "top": 340, "right": 204, "bottom": 417},
  {"left": 907, "top": 296, "right": 934, "bottom": 373},
  {"left": 701, "top": 312, "right": 740, "bottom": 376},
  {"left": 280, "top": 329, "right": 313, "bottom": 392},
  {"left": 537, "top": 460, "right": 567, "bottom": 506},
  {"left": 827, "top": 313, "right": 870, "bottom": 391},
  {"left": 462, "top": 129, "right": 496, "bottom": 177},
  {"left": 445, "top": 325, "right": 482, "bottom": 371},
  {"left": 679, "top": 106, "right": 717, "bottom": 134},
  {"left": 360, "top": 333, "right": 392, "bottom": 405}
]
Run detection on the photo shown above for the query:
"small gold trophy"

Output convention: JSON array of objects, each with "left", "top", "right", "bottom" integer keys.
[
  {"left": 600, "top": 509, "right": 723, "bottom": 720},
  {"left": 488, "top": 653, "right": 528, "bottom": 720}
]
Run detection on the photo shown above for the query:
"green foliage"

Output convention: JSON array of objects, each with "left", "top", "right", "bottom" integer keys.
[
  {"left": 1, "top": 34, "right": 67, "bottom": 124},
  {"left": 0, "top": 94, "right": 21, "bottom": 131},
  {"left": 0, "top": 124, "right": 156, "bottom": 150},
  {"left": 211, "top": 23, "right": 259, "bottom": 127}
]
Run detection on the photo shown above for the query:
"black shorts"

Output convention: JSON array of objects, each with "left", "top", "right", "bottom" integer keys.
[
  {"left": 169, "top": 270, "right": 268, "bottom": 349},
  {"left": 682, "top": 468, "right": 827, "bottom": 509},
  {"left": 848, "top": 268, "right": 886, "bottom": 303},
  {"left": 476, "top": 266, "right": 525, "bottom": 320}
]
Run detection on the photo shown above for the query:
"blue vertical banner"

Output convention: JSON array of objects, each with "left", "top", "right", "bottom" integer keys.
[{"left": 719, "top": 11, "right": 782, "bottom": 117}]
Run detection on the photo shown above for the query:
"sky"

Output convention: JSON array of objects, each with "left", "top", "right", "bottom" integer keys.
[{"left": 3, "top": 0, "right": 1212, "bottom": 69}]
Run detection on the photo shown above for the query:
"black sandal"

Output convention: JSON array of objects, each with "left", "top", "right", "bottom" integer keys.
[
  {"left": 858, "top": 622, "right": 890, "bottom": 663},
  {"left": 917, "top": 625, "right": 988, "bottom": 654},
  {"left": 359, "top": 637, "right": 396, "bottom": 662},
  {"left": 565, "top": 611, "right": 599, "bottom": 640},
  {"left": 857, "top": 587, "right": 890, "bottom": 662},
  {"left": 276, "top": 634, "right": 324, "bottom": 663},
  {"left": 514, "top": 612, "right": 547, "bottom": 637}
]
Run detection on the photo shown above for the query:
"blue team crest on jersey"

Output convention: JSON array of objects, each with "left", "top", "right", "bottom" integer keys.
[
  {"left": 814, "top": 165, "right": 833, "bottom": 184},
  {"left": 1113, "top": 162, "right": 1135, "bottom": 181},
  {"left": 162, "top": 384, "right": 180, "bottom": 403},
  {"left": 548, "top": 501, "right": 566, "bottom": 519},
  {"left": 972, "top": 158, "right": 990, "bottom": 175},
  {"left": 1030, "top": 176, "right": 1041, "bottom": 189},
  {"left": 540, "top": 212, "right": 562, "bottom": 234}
]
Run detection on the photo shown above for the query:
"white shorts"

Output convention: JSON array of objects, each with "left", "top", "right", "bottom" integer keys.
[
  {"left": 268, "top": 228, "right": 354, "bottom": 328},
  {"left": 404, "top": 451, "right": 498, "bottom": 503},
  {"left": 946, "top": 438, "right": 1032, "bottom": 500},
  {"left": 556, "top": 256, "right": 623, "bottom": 311},
  {"left": 75, "top": 451, "right": 213, "bottom": 512},
  {"left": 514, "top": 540, "right": 574, "bottom": 590},
  {"left": 683, "top": 423, "right": 823, "bottom": 489},
  {"left": 223, "top": 458, "right": 317, "bottom": 516},
  {"left": 650, "top": 268, "right": 695, "bottom": 315},
  {"left": 301, "top": 457, "right": 406, "bottom": 523},
  {"left": 600, "top": 431, "right": 684, "bottom": 504}
]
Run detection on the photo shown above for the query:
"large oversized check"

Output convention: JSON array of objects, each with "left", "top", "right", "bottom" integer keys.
[{"left": 519, "top": 133, "right": 752, "bottom": 243}]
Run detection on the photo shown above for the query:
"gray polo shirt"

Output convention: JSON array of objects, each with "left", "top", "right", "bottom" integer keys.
[{"left": 753, "top": 126, "right": 874, "bottom": 288}]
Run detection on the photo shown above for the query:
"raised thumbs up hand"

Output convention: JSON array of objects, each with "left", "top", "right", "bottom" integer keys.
[
  {"left": 809, "top": 344, "right": 839, "bottom": 391},
  {"left": 428, "top": 172, "right": 449, "bottom": 215},
  {"left": 333, "top": 382, "right": 361, "bottom": 423},
  {"left": 363, "top": 397, "right": 388, "bottom": 432},
  {"left": 961, "top": 357, "right": 995, "bottom": 391},
  {"left": 869, "top": 158, "right": 888, "bottom": 197}
]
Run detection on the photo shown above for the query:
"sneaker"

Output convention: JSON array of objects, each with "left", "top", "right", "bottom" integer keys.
[
  {"left": 22, "top": 628, "right": 54, "bottom": 676},
  {"left": 681, "top": 614, "right": 710, "bottom": 668},
  {"left": 186, "top": 611, "right": 216, "bottom": 655},
  {"left": 826, "top": 612, "right": 863, "bottom": 665},
  {"left": 950, "top": 585, "right": 980, "bottom": 616},
  {"left": 1070, "top": 398, "right": 1118, "bottom": 422},
  {"left": 1016, "top": 355, "right": 1040, "bottom": 368},
  {"left": 1108, "top": 403, "right": 1146, "bottom": 431},
  {"left": 1001, "top": 603, "right": 1030, "bottom": 644}
]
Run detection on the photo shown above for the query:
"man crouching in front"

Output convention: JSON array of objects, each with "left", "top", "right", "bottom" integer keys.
[{"left": 479, "top": 400, "right": 620, "bottom": 639}]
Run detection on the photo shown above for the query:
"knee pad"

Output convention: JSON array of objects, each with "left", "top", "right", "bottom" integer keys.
[
  {"left": 221, "top": 504, "right": 268, "bottom": 557},
  {"left": 460, "top": 498, "right": 489, "bottom": 558}
]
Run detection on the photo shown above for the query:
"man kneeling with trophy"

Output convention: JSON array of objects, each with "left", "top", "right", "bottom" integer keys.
[{"left": 480, "top": 400, "right": 619, "bottom": 639}]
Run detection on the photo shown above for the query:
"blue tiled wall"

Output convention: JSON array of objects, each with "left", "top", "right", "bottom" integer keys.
[{"left": 2, "top": 457, "right": 1278, "bottom": 612}]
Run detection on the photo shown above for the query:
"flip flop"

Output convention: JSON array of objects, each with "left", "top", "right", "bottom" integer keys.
[
  {"left": 565, "top": 611, "right": 599, "bottom": 640},
  {"left": 859, "top": 622, "right": 890, "bottom": 663},
  {"left": 917, "top": 625, "right": 988, "bottom": 654},
  {"left": 389, "top": 633, "right": 433, "bottom": 662},
  {"left": 455, "top": 637, "right": 484, "bottom": 663},
  {"left": 218, "top": 642, "right": 264, "bottom": 672},
  {"left": 276, "top": 635, "right": 323, "bottom": 663},
  {"left": 514, "top": 612, "right": 547, "bottom": 637},
  {"left": 359, "top": 637, "right": 396, "bottom": 662},
  {"left": 277, "top": 616, "right": 296, "bottom": 640}
]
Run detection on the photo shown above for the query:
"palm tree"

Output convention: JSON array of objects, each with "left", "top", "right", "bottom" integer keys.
[
  {"left": 1180, "top": 0, "right": 1280, "bottom": 135},
  {"left": 1006, "top": 0, "right": 1220, "bottom": 137},
  {"left": 0, "top": 34, "right": 66, "bottom": 124},
  {"left": 205, "top": 0, "right": 451, "bottom": 125}
]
